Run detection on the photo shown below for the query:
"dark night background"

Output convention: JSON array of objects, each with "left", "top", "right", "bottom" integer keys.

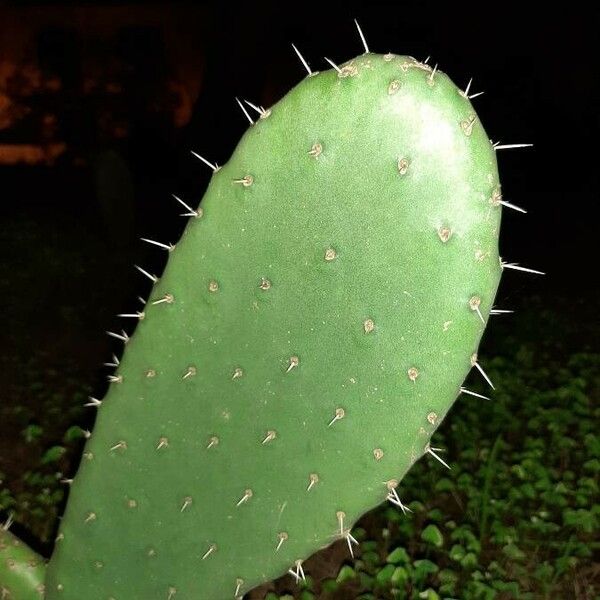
[{"left": 0, "top": 3, "right": 598, "bottom": 599}]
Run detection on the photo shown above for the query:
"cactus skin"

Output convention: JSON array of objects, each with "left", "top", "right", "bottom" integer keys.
[
  {"left": 0, "top": 529, "right": 46, "bottom": 599},
  {"left": 41, "top": 53, "right": 501, "bottom": 599}
]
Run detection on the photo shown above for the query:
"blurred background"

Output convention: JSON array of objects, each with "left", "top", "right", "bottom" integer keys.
[{"left": 0, "top": 3, "right": 598, "bottom": 599}]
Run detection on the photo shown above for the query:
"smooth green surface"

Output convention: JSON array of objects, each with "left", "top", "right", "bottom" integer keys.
[
  {"left": 0, "top": 528, "right": 46, "bottom": 599},
  {"left": 45, "top": 54, "right": 502, "bottom": 598}
]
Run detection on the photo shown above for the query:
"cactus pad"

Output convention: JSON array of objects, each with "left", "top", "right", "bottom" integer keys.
[{"left": 45, "top": 53, "right": 502, "bottom": 599}]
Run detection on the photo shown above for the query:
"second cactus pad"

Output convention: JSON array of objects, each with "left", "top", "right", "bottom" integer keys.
[{"left": 45, "top": 53, "right": 502, "bottom": 599}]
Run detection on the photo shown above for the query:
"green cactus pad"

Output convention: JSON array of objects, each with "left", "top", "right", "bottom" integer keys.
[
  {"left": 45, "top": 53, "right": 502, "bottom": 599},
  {"left": 0, "top": 528, "right": 46, "bottom": 599}
]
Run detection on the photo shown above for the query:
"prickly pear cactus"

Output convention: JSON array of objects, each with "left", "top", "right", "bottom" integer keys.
[
  {"left": 0, "top": 528, "right": 46, "bottom": 599},
  {"left": 14, "top": 49, "right": 514, "bottom": 599}
]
